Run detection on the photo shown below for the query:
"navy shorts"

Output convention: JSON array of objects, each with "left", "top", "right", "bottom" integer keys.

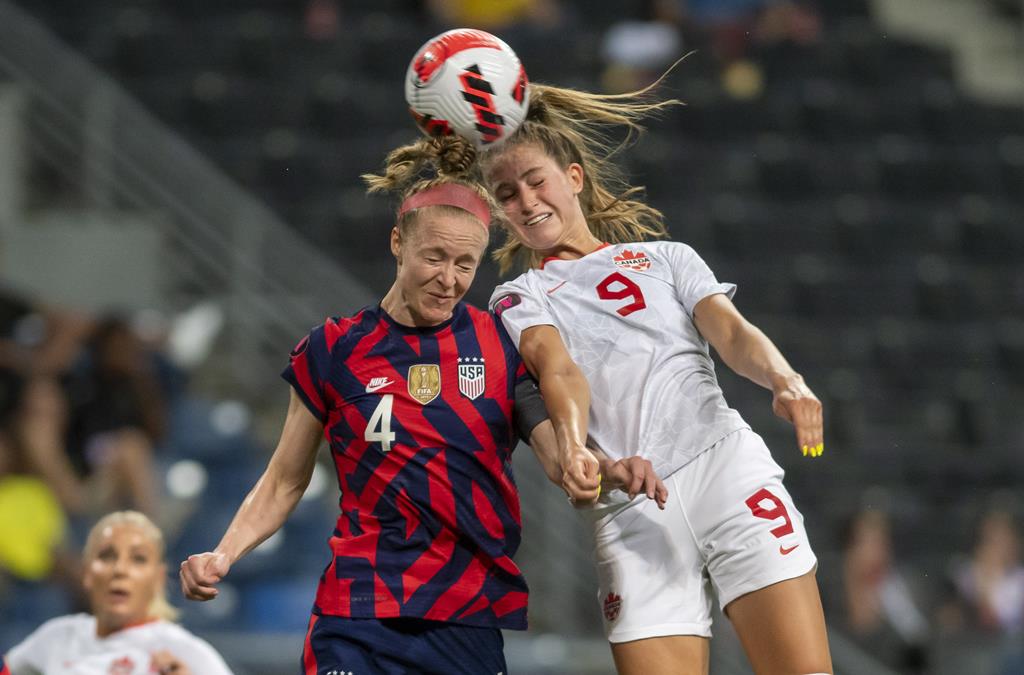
[{"left": 301, "top": 614, "right": 508, "bottom": 675}]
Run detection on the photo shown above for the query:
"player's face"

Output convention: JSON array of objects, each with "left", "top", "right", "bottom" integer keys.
[
  {"left": 486, "top": 143, "right": 587, "bottom": 253},
  {"left": 389, "top": 210, "right": 488, "bottom": 326},
  {"left": 83, "top": 523, "right": 165, "bottom": 634}
]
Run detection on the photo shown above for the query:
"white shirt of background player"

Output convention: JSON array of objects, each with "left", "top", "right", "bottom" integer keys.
[{"left": 5, "top": 614, "right": 232, "bottom": 675}]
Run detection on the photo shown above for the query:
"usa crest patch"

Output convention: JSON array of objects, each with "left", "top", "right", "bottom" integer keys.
[
  {"left": 613, "top": 249, "right": 651, "bottom": 272},
  {"left": 458, "top": 357, "right": 486, "bottom": 400}
]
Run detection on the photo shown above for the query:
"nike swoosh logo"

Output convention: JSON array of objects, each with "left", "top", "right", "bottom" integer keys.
[
  {"left": 546, "top": 280, "right": 567, "bottom": 294},
  {"left": 365, "top": 379, "right": 394, "bottom": 393},
  {"left": 779, "top": 544, "right": 799, "bottom": 555}
]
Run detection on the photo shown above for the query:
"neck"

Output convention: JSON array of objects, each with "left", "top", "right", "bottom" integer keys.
[{"left": 542, "top": 228, "right": 604, "bottom": 262}]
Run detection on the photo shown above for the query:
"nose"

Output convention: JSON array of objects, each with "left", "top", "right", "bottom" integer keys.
[
  {"left": 437, "top": 262, "right": 456, "bottom": 290},
  {"left": 111, "top": 554, "right": 129, "bottom": 576},
  {"left": 518, "top": 186, "right": 536, "bottom": 216}
]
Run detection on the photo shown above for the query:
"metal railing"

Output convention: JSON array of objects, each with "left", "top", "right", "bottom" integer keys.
[{"left": 0, "top": 0, "right": 376, "bottom": 394}]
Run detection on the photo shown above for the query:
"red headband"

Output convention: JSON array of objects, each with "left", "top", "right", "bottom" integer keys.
[{"left": 397, "top": 184, "right": 491, "bottom": 230}]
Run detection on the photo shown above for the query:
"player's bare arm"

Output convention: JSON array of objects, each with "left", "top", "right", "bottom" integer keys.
[
  {"left": 528, "top": 420, "right": 667, "bottom": 508},
  {"left": 693, "top": 293, "right": 824, "bottom": 457},
  {"left": 517, "top": 324, "right": 601, "bottom": 503},
  {"left": 180, "top": 389, "right": 324, "bottom": 600}
]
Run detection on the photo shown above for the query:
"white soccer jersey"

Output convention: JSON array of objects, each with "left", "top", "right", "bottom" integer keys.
[
  {"left": 490, "top": 241, "right": 748, "bottom": 477},
  {"left": 5, "top": 614, "right": 233, "bottom": 675}
]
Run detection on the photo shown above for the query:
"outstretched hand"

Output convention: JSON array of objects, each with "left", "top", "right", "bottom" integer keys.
[
  {"left": 771, "top": 375, "right": 824, "bottom": 458},
  {"left": 179, "top": 551, "right": 231, "bottom": 601},
  {"left": 599, "top": 455, "right": 669, "bottom": 509}
]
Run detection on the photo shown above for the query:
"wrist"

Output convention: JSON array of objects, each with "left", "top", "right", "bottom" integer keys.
[
  {"left": 213, "top": 545, "right": 238, "bottom": 566},
  {"left": 769, "top": 371, "right": 803, "bottom": 394}
]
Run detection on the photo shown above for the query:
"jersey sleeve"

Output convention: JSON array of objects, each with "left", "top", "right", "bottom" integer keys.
[
  {"left": 488, "top": 275, "right": 553, "bottom": 350},
  {"left": 175, "top": 632, "right": 235, "bottom": 675},
  {"left": 4, "top": 615, "right": 63, "bottom": 674},
  {"left": 665, "top": 243, "right": 736, "bottom": 318},
  {"left": 280, "top": 321, "right": 334, "bottom": 424}
]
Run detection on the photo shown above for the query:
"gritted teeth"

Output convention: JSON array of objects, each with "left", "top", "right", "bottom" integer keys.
[{"left": 525, "top": 213, "right": 550, "bottom": 226}]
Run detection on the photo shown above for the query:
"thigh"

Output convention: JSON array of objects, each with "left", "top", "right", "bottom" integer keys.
[
  {"left": 301, "top": 614, "right": 507, "bottom": 675},
  {"left": 611, "top": 635, "right": 709, "bottom": 675},
  {"left": 685, "top": 430, "right": 818, "bottom": 611},
  {"left": 725, "top": 571, "right": 832, "bottom": 675},
  {"left": 588, "top": 486, "right": 714, "bottom": 643}
]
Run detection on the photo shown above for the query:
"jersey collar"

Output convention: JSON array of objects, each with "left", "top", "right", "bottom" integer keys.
[{"left": 378, "top": 302, "right": 463, "bottom": 335}]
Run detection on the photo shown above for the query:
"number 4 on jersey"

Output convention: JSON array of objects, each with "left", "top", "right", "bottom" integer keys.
[{"left": 365, "top": 394, "right": 395, "bottom": 452}]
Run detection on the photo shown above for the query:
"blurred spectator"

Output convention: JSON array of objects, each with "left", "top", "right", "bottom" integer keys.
[
  {"left": 680, "top": 0, "right": 821, "bottom": 59},
  {"left": 304, "top": 0, "right": 340, "bottom": 41},
  {"left": 600, "top": 0, "right": 684, "bottom": 93},
  {"left": 941, "top": 508, "right": 1024, "bottom": 637},
  {"left": 837, "top": 508, "right": 930, "bottom": 673},
  {"left": 423, "top": 0, "right": 563, "bottom": 32},
  {"left": 0, "top": 284, "right": 92, "bottom": 377},
  {"left": 63, "top": 317, "right": 167, "bottom": 518},
  {"left": 0, "top": 370, "right": 78, "bottom": 609},
  {"left": 601, "top": 0, "right": 821, "bottom": 100}
]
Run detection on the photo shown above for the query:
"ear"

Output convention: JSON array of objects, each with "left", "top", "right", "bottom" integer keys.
[
  {"left": 566, "top": 162, "right": 584, "bottom": 195},
  {"left": 390, "top": 226, "right": 402, "bottom": 261}
]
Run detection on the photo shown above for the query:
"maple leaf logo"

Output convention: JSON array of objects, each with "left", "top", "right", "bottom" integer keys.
[
  {"left": 109, "top": 657, "right": 134, "bottom": 675},
  {"left": 612, "top": 249, "right": 651, "bottom": 271},
  {"left": 603, "top": 591, "right": 623, "bottom": 621}
]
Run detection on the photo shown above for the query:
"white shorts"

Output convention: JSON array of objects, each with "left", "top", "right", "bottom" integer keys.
[{"left": 583, "top": 428, "right": 817, "bottom": 643}]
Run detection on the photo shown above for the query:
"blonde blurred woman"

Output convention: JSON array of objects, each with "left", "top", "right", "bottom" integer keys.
[{"left": 4, "top": 511, "right": 232, "bottom": 675}]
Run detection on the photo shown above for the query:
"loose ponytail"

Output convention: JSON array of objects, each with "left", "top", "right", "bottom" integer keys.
[{"left": 482, "top": 68, "right": 685, "bottom": 273}]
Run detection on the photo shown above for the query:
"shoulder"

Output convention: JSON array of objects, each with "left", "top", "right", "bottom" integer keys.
[
  {"left": 34, "top": 613, "right": 89, "bottom": 638},
  {"left": 463, "top": 303, "right": 500, "bottom": 328},
  {"left": 489, "top": 272, "right": 537, "bottom": 309},
  {"left": 634, "top": 241, "right": 707, "bottom": 271},
  {"left": 149, "top": 623, "right": 231, "bottom": 670},
  {"left": 303, "top": 307, "right": 379, "bottom": 353},
  {"left": 462, "top": 303, "right": 489, "bottom": 321},
  {"left": 148, "top": 620, "right": 206, "bottom": 645},
  {"left": 641, "top": 240, "right": 695, "bottom": 258},
  {"left": 15, "top": 613, "right": 88, "bottom": 648}
]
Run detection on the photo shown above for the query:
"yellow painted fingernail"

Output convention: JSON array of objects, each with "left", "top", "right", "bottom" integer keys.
[
  {"left": 817, "top": 443, "right": 824, "bottom": 457},
  {"left": 802, "top": 445, "right": 809, "bottom": 457}
]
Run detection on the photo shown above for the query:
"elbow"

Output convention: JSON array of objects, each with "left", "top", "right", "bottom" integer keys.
[{"left": 262, "top": 464, "right": 312, "bottom": 506}]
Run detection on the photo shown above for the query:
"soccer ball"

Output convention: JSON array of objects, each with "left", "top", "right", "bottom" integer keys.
[{"left": 405, "top": 28, "right": 529, "bottom": 149}]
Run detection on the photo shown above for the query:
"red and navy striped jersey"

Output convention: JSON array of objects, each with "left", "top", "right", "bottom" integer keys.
[{"left": 282, "top": 303, "right": 530, "bottom": 630}]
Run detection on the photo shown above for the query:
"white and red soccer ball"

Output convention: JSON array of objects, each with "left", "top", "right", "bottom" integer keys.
[{"left": 405, "top": 29, "right": 529, "bottom": 149}]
